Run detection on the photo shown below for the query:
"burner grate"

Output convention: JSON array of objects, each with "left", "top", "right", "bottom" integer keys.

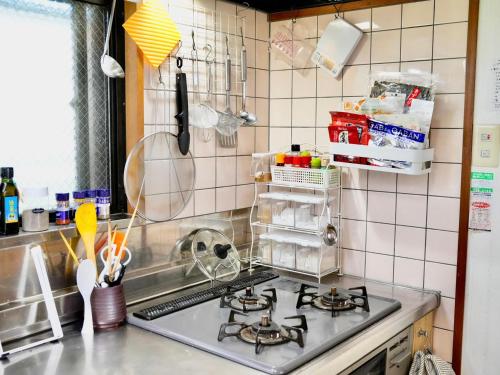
[{"left": 133, "top": 271, "right": 278, "bottom": 320}]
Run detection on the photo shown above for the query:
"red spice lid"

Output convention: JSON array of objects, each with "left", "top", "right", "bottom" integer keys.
[
  {"left": 292, "top": 156, "right": 301, "bottom": 165},
  {"left": 284, "top": 155, "right": 293, "bottom": 164}
]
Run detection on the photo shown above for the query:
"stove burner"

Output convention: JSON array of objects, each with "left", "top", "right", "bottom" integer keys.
[
  {"left": 218, "top": 310, "right": 308, "bottom": 354},
  {"left": 296, "top": 284, "right": 370, "bottom": 317},
  {"left": 220, "top": 285, "right": 277, "bottom": 312}
]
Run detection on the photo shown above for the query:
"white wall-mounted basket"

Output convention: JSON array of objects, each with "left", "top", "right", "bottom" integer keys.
[
  {"left": 270, "top": 166, "right": 341, "bottom": 189},
  {"left": 329, "top": 143, "right": 434, "bottom": 175}
]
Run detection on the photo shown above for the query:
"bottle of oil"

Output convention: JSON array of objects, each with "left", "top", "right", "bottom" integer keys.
[{"left": 0, "top": 167, "right": 19, "bottom": 235}]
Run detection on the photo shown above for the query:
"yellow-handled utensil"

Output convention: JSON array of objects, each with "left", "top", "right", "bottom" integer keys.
[
  {"left": 59, "top": 231, "right": 79, "bottom": 265},
  {"left": 75, "top": 203, "right": 98, "bottom": 269}
]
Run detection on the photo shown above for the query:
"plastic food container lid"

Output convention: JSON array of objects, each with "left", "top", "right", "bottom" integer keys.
[
  {"left": 55, "top": 193, "right": 70, "bottom": 201},
  {"left": 73, "top": 191, "right": 86, "bottom": 199},
  {"left": 85, "top": 190, "right": 97, "bottom": 198},
  {"left": 23, "top": 187, "right": 49, "bottom": 198}
]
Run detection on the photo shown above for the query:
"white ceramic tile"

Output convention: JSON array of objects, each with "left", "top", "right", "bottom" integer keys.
[
  {"left": 370, "top": 62, "right": 401, "bottom": 73},
  {"left": 342, "top": 65, "right": 370, "bottom": 96},
  {"left": 145, "top": 194, "right": 171, "bottom": 221},
  {"left": 318, "top": 14, "right": 336, "bottom": 36},
  {"left": 216, "top": 186, "right": 236, "bottom": 212},
  {"left": 342, "top": 249, "right": 365, "bottom": 278},
  {"left": 434, "top": 297, "right": 455, "bottom": 331},
  {"left": 433, "top": 59, "right": 466, "bottom": 94},
  {"left": 402, "top": 0, "right": 434, "bottom": 27},
  {"left": 396, "top": 194, "right": 427, "bottom": 227},
  {"left": 270, "top": 70, "right": 292, "bottom": 98},
  {"left": 394, "top": 257, "right": 424, "bottom": 288},
  {"left": 435, "top": 0, "right": 469, "bottom": 24},
  {"left": 427, "top": 196, "right": 460, "bottom": 231},
  {"left": 425, "top": 261, "right": 457, "bottom": 298},
  {"left": 255, "top": 11, "right": 269, "bottom": 41},
  {"left": 367, "top": 192, "right": 396, "bottom": 224},
  {"left": 255, "top": 68, "right": 269, "bottom": 98},
  {"left": 434, "top": 23, "right": 468, "bottom": 59},
  {"left": 195, "top": 188, "right": 216, "bottom": 215},
  {"left": 292, "top": 69, "right": 316, "bottom": 98},
  {"left": 294, "top": 16, "right": 318, "bottom": 39},
  {"left": 269, "top": 127, "right": 291, "bottom": 151},
  {"left": 236, "top": 184, "right": 254, "bottom": 208},
  {"left": 144, "top": 90, "right": 170, "bottom": 125},
  {"left": 366, "top": 222, "right": 395, "bottom": 255},
  {"left": 216, "top": 156, "right": 236, "bottom": 186},
  {"left": 432, "top": 328, "right": 454, "bottom": 363},
  {"left": 342, "top": 189, "right": 368, "bottom": 221},
  {"left": 292, "top": 127, "right": 316, "bottom": 146},
  {"left": 397, "top": 174, "right": 428, "bottom": 195},
  {"left": 316, "top": 98, "right": 342, "bottom": 127},
  {"left": 194, "top": 158, "right": 216, "bottom": 189},
  {"left": 401, "top": 60, "right": 433, "bottom": 74},
  {"left": 344, "top": 9, "right": 372, "bottom": 32},
  {"left": 366, "top": 252, "right": 394, "bottom": 283},
  {"left": 216, "top": 1, "right": 237, "bottom": 33},
  {"left": 371, "top": 30, "right": 401, "bottom": 63},
  {"left": 431, "top": 129, "right": 464, "bottom": 163},
  {"left": 368, "top": 171, "right": 397, "bottom": 192},
  {"left": 342, "top": 219, "right": 366, "bottom": 251},
  {"left": 429, "top": 163, "right": 462, "bottom": 197},
  {"left": 237, "top": 126, "right": 256, "bottom": 155},
  {"left": 238, "top": 5, "right": 255, "bottom": 38},
  {"left": 236, "top": 155, "right": 253, "bottom": 184},
  {"left": 315, "top": 128, "right": 331, "bottom": 153},
  {"left": 255, "top": 127, "right": 269, "bottom": 153},
  {"left": 255, "top": 40, "right": 269, "bottom": 70},
  {"left": 193, "top": 128, "right": 216, "bottom": 157},
  {"left": 269, "top": 99, "right": 291, "bottom": 127},
  {"left": 246, "top": 68, "right": 256, "bottom": 97},
  {"left": 372, "top": 5, "right": 401, "bottom": 31},
  {"left": 244, "top": 38, "right": 256, "bottom": 69},
  {"left": 433, "top": 94, "right": 465, "bottom": 129},
  {"left": 347, "top": 33, "right": 371, "bottom": 65},
  {"left": 401, "top": 26, "right": 433, "bottom": 61},
  {"left": 255, "top": 98, "right": 269, "bottom": 126},
  {"left": 426, "top": 229, "right": 458, "bottom": 265},
  {"left": 317, "top": 67, "right": 342, "bottom": 97},
  {"left": 176, "top": 193, "right": 195, "bottom": 219},
  {"left": 395, "top": 226, "right": 426, "bottom": 260},
  {"left": 292, "top": 98, "right": 316, "bottom": 127},
  {"left": 342, "top": 169, "right": 368, "bottom": 189}
]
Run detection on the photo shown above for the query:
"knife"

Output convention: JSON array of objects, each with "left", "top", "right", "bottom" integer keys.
[{"left": 175, "top": 57, "right": 190, "bottom": 155}]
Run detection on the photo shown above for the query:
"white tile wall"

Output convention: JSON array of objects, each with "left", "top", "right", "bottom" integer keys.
[
  {"left": 268, "top": 0, "right": 470, "bottom": 358},
  {"left": 143, "top": 0, "right": 270, "bottom": 219}
]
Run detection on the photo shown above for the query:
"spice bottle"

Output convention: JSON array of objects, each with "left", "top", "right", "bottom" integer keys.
[
  {"left": 0, "top": 167, "right": 19, "bottom": 235},
  {"left": 275, "top": 153, "right": 285, "bottom": 167},
  {"left": 96, "top": 188, "right": 111, "bottom": 220},
  {"left": 55, "top": 193, "right": 70, "bottom": 225},
  {"left": 291, "top": 144, "right": 301, "bottom": 156},
  {"left": 85, "top": 189, "right": 97, "bottom": 205},
  {"left": 73, "top": 191, "right": 86, "bottom": 209}
]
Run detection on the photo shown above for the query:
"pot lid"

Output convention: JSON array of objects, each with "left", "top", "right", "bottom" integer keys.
[{"left": 191, "top": 228, "right": 240, "bottom": 282}]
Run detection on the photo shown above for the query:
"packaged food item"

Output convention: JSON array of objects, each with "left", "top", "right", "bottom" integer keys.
[
  {"left": 300, "top": 155, "right": 312, "bottom": 168},
  {"left": 311, "top": 157, "right": 321, "bottom": 169},
  {"left": 275, "top": 153, "right": 285, "bottom": 166},
  {"left": 328, "top": 111, "right": 369, "bottom": 164},
  {"left": 368, "top": 118, "right": 427, "bottom": 168},
  {"left": 55, "top": 193, "right": 70, "bottom": 225}
]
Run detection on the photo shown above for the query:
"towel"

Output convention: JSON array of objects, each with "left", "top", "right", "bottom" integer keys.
[{"left": 409, "top": 351, "right": 456, "bottom": 375}]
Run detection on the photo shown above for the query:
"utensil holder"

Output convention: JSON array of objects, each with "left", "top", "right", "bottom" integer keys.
[{"left": 91, "top": 284, "right": 126, "bottom": 329}]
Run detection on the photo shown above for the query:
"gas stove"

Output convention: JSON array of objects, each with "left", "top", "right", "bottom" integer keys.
[{"left": 128, "top": 271, "right": 401, "bottom": 374}]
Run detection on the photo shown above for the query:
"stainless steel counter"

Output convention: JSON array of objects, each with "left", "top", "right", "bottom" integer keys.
[{"left": 0, "top": 275, "right": 439, "bottom": 375}]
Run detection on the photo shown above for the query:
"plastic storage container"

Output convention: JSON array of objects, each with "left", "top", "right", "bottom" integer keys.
[{"left": 21, "top": 187, "right": 49, "bottom": 232}]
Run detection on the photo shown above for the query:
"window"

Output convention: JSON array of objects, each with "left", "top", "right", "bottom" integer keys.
[{"left": 0, "top": 0, "right": 125, "bottom": 211}]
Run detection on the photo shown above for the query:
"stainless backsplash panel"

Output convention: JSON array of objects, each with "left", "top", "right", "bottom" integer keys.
[{"left": 0, "top": 208, "right": 253, "bottom": 343}]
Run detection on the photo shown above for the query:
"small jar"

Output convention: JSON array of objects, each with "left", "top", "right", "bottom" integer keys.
[
  {"left": 96, "top": 188, "right": 111, "bottom": 220},
  {"left": 311, "top": 157, "right": 322, "bottom": 169},
  {"left": 22, "top": 187, "right": 49, "bottom": 232},
  {"left": 275, "top": 153, "right": 285, "bottom": 167},
  {"left": 73, "top": 191, "right": 86, "bottom": 209},
  {"left": 284, "top": 155, "right": 293, "bottom": 167},
  {"left": 85, "top": 189, "right": 97, "bottom": 205},
  {"left": 300, "top": 155, "right": 312, "bottom": 168},
  {"left": 55, "top": 193, "right": 70, "bottom": 225}
]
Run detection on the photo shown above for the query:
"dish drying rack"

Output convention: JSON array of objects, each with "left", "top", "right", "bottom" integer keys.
[{"left": 248, "top": 150, "right": 343, "bottom": 282}]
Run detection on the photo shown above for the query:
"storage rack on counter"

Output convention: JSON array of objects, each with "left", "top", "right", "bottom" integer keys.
[{"left": 248, "top": 163, "right": 343, "bottom": 282}]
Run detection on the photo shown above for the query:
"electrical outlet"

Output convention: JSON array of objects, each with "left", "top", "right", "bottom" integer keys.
[{"left": 473, "top": 125, "right": 500, "bottom": 167}]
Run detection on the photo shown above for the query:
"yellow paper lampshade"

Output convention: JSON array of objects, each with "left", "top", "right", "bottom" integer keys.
[{"left": 123, "top": 0, "right": 181, "bottom": 68}]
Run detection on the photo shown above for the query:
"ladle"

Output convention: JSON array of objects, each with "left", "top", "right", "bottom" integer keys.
[{"left": 101, "top": 0, "right": 124, "bottom": 78}]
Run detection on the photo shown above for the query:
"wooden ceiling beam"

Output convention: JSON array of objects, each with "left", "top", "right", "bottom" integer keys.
[{"left": 269, "top": 0, "right": 426, "bottom": 22}]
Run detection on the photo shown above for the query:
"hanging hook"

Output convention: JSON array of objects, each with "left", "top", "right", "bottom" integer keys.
[
  {"left": 203, "top": 44, "right": 213, "bottom": 62},
  {"left": 240, "top": 26, "right": 245, "bottom": 46},
  {"left": 331, "top": 0, "right": 341, "bottom": 17},
  {"left": 158, "top": 65, "right": 164, "bottom": 84},
  {"left": 191, "top": 30, "right": 196, "bottom": 51},
  {"left": 225, "top": 34, "right": 229, "bottom": 52},
  {"left": 236, "top": 1, "right": 250, "bottom": 15},
  {"left": 292, "top": 17, "right": 297, "bottom": 24}
]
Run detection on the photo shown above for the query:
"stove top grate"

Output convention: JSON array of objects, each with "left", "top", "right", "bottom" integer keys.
[{"left": 133, "top": 271, "right": 278, "bottom": 321}]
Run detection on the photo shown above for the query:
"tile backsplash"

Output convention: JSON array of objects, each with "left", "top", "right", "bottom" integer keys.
[
  {"left": 142, "top": 0, "right": 270, "bottom": 218},
  {"left": 139, "top": 0, "right": 468, "bottom": 362},
  {"left": 268, "top": 0, "right": 469, "bottom": 362}
]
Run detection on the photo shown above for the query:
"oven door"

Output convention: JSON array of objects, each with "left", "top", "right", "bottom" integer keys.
[{"left": 346, "top": 349, "right": 387, "bottom": 375}]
